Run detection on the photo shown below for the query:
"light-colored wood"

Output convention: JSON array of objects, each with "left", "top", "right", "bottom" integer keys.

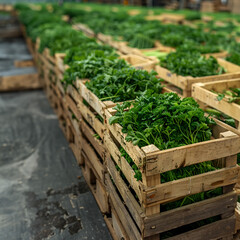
[
  {"left": 105, "top": 152, "right": 144, "bottom": 230},
  {"left": 143, "top": 166, "right": 239, "bottom": 206},
  {"left": 143, "top": 191, "right": 237, "bottom": 237},
  {"left": 0, "top": 73, "right": 42, "bottom": 91},
  {"left": 145, "top": 14, "right": 185, "bottom": 23},
  {"left": 78, "top": 99, "right": 105, "bottom": 140},
  {"left": 72, "top": 23, "right": 95, "bottom": 38},
  {"left": 235, "top": 202, "right": 240, "bottom": 232},
  {"left": 81, "top": 137, "right": 105, "bottom": 182},
  {"left": 81, "top": 151, "right": 108, "bottom": 214},
  {"left": 106, "top": 174, "right": 142, "bottom": 240},
  {"left": 104, "top": 216, "right": 119, "bottom": 240},
  {"left": 111, "top": 208, "right": 129, "bottom": 240},
  {"left": 104, "top": 133, "right": 142, "bottom": 201},
  {"left": 192, "top": 79, "right": 240, "bottom": 123},
  {"left": 168, "top": 216, "right": 235, "bottom": 240},
  {"left": 156, "top": 58, "right": 240, "bottom": 96},
  {"left": 81, "top": 120, "right": 105, "bottom": 160},
  {"left": 78, "top": 80, "right": 106, "bottom": 118}
]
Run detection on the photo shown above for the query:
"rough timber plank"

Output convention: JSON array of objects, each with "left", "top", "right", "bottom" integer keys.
[
  {"left": 106, "top": 174, "right": 142, "bottom": 240},
  {"left": 78, "top": 80, "right": 106, "bottom": 118},
  {"left": 78, "top": 100, "right": 105, "bottom": 139},
  {"left": 143, "top": 166, "right": 239, "bottom": 205},
  {"left": 104, "top": 133, "right": 142, "bottom": 201},
  {"left": 143, "top": 191, "right": 237, "bottom": 237},
  {"left": 145, "top": 135, "right": 240, "bottom": 175},
  {"left": 81, "top": 137, "right": 105, "bottom": 182},
  {"left": 81, "top": 120, "right": 105, "bottom": 160},
  {"left": 0, "top": 73, "right": 41, "bottom": 91},
  {"left": 167, "top": 216, "right": 235, "bottom": 240},
  {"left": 192, "top": 80, "right": 240, "bottom": 121},
  {"left": 106, "top": 154, "right": 144, "bottom": 230}
]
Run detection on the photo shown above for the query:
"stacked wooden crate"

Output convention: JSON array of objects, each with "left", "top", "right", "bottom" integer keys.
[
  {"left": 155, "top": 58, "right": 240, "bottom": 97},
  {"left": 20, "top": 21, "right": 240, "bottom": 240},
  {"left": 104, "top": 103, "right": 240, "bottom": 239}
]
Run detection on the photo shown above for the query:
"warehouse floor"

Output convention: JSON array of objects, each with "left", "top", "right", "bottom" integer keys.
[{"left": 0, "top": 36, "right": 112, "bottom": 240}]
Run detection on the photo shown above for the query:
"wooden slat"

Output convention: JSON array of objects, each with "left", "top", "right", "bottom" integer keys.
[
  {"left": 65, "top": 94, "right": 81, "bottom": 121},
  {"left": 104, "top": 133, "right": 142, "bottom": 201},
  {"left": 192, "top": 80, "right": 240, "bottom": 122},
  {"left": 106, "top": 154, "right": 144, "bottom": 230},
  {"left": 0, "top": 73, "right": 42, "bottom": 91},
  {"left": 143, "top": 191, "right": 237, "bottom": 237},
  {"left": 78, "top": 100, "right": 105, "bottom": 139},
  {"left": 167, "top": 216, "right": 235, "bottom": 240},
  {"left": 78, "top": 81, "right": 106, "bottom": 118},
  {"left": 106, "top": 174, "right": 142, "bottom": 240},
  {"left": 81, "top": 120, "right": 105, "bottom": 160},
  {"left": 81, "top": 137, "right": 105, "bottom": 182},
  {"left": 143, "top": 166, "right": 239, "bottom": 206},
  {"left": 145, "top": 135, "right": 240, "bottom": 175}
]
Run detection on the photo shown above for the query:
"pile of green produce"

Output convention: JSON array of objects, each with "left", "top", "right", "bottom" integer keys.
[
  {"left": 38, "top": 26, "right": 96, "bottom": 55},
  {"left": 63, "top": 51, "right": 127, "bottom": 86},
  {"left": 160, "top": 50, "right": 226, "bottom": 77},
  {"left": 109, "top": 92, "right": 214, "bottom": 149}
]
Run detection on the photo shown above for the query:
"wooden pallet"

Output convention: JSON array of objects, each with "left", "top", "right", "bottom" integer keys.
[
  {"left": 192, "top": 78, "right": 240, "bottom": 130},
  {"left": 104, "top": 105, "right": 240, "bottom": 239},
  {"left": 155, "top": 58, "right": 240, "bottom": 97}
]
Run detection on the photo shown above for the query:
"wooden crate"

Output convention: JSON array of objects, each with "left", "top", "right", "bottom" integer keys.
[
  {"left": 192, "top": 78, "right": 240, "bottom": 130},
  {"left": 0, "top": 73, "right": 42, "bottom": 92},
  {"left": 104, "top": 105, "right": 240, "bottom": 239},
  {"left": 104, "top": 162, "right": 237, "bottom": 240},
  {"left": 155, "top": 58, "right": 240, "bottom": 97},
  {"left": 120, "top": 54, "right": 158, "bottom": 72}
]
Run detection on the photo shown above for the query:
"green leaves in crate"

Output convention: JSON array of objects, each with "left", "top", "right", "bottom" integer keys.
[
  {"left": 160, "top": 50, "right": 226, "bottom": 77},
  {"left": 128, "top": 34, "right": 155, "bottom": 49},
  {"left": 85, "top": 68, "right": 163, "bottom": 102},
  {"left": 64, "top": 43, "right": 115, "bottom": 65},
  {"left": 38, "top": 26, "right": 95, "bottom": 55},
  {"left": 110, "top": 91, "right": 214, "bottom": 150},
  {"left": 63, "top": 51, "right": 128, "bottom": 86}
]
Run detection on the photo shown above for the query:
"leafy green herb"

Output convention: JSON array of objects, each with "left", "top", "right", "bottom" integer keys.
[
  {"left": 160, "top": 50, "right": 226, "bottom": 77},
  {"left": 110, "top": 91, "right": 214, "bottom": 150}
]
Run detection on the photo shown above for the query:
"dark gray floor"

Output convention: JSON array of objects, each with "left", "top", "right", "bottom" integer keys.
[{"left": 0, "top": 90, "right": 112, "bottom": 240}]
